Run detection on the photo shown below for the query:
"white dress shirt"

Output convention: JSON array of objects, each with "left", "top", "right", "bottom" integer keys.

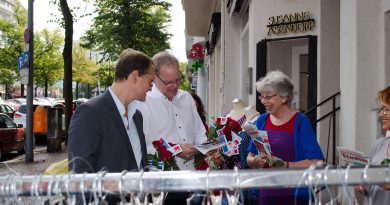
[
  {"left": 137, "top": 86, "right": 206, "bottom": 170},
  {"left": 109, "top": 87, "right": 142, "bottom": 169}
]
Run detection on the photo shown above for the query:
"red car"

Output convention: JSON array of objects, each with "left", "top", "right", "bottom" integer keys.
[{"left": 0, "top": 113, "right": 25, "bottom": 160}]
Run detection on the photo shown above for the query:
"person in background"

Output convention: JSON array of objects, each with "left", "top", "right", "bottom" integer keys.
[
  {"left": 137, "top": 51, "right": 206, "bottom": 204},
  {"left": 246, "top": 70, "right": 324, "bottom": 205},
  {"left": 356, "top": 86, "right": 390, "bottom": 205},
  {"left": 68, "top": 48, "right": 153, "bottom": 172},
  {"left": 190, "top": 91, "right": 208, "bottom": 134}
]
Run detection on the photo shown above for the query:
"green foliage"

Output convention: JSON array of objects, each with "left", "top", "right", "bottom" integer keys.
[
  {"left": 0, "top": 0, "right": 27, "bottom": 85},
  {"left": 95, "top": 62, "right": 114, "bottom": 88},
  {"left": 34, "top": 29, "right": 64, "bottom": 89},
  {"left": 381, "top": 158, "right": 390, "bottom": 166},
  {"left": 80, "top": 0, "right": 172, "bottom": 61},
  {"left": 146, "top": 153, "right": 179, "bottom": 171},
  {"left": 73, "top": 44, "right": 98, "bottom": 85},
  {"left": 179, "top": 62, "right": 191, "bottom": 91}
]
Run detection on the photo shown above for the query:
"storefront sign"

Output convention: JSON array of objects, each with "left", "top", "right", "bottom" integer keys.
[{"left": 267, "top": 11, "right": 315, "bottom": 35}]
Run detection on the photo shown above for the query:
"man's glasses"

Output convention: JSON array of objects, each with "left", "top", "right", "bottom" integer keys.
[
  {"left": 379, "top": 106, "right": 390, "bottom": 115},
  {"left": 143, "top": 75, "right": 155, "bottom": 87},
  {"left": 258, "top": 94, "right": 278, "bottom": 101},
  {"left": 155, "top": 74, "right": 183, "bottom": 86}
]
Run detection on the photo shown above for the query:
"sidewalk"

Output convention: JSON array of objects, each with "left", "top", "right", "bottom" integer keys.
[{"left": 0, "top": 143, "right": 68, "bottom": 176}]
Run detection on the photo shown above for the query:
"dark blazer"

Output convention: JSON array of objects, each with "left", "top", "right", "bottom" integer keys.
[{"left": 68, "top": 90, "right": 147, "bottom": 173}]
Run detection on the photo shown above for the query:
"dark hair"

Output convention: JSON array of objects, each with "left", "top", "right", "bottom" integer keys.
[
  {"left": 378, "top": 86, "right": 390, "bottom": 105},
  {"left": 114, "top": 48, "right": 154, "bottom": 81},
  {"left": 190, "top": 92, "right": 207, "bottom": 124}
]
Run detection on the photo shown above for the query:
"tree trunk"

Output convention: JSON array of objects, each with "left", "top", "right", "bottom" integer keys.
[
  {"left": 44, "top": 80, "right": 48, "bottom": 97},
  {"left": 87, "top": 84, "right": 90, "bottom": 99},
  {"left": 59, "top": 0, "right": 73, "bottom": 144},
  {"left": 75, "top": 81, "right": 79, "bottom": 99},
  {"left": 21, "top": 84, "right": 25, "bottom": 97},
  {"left": 5, "top": 84, "right": 8, "bottom": 100}
]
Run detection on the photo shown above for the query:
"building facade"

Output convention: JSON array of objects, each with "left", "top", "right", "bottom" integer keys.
[
  {"left": 0, "top": 0, "right": 14, "bottom": 20},
  {"left": 0, "top": 0, "right": 16, "bottom": 99},
  {"left": 182, "top": 0, "right": 390, "bottom": 164}
]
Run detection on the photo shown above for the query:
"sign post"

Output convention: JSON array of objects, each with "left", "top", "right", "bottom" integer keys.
[{"left": 25, "top": 0, "right": 34, "bottom": 162}]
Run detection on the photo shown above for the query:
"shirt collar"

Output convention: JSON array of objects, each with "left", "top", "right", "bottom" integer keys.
[
  {"left": 108, "top": 87, "right": 137, "bottom": 118},
  {"left": 149, "top": 84, "right": 183, "bottom": 101},
  {"left": 150, "top": 85, "right": 168, "bottom": 100}
]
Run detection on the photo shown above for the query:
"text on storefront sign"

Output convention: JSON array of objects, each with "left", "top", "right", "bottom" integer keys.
[{"left": 267, "top": 11, "right": 315, "bottom": 35}]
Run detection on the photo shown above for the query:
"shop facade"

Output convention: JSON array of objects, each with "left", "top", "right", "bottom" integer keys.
[{"left": 182, "top": 0, "right": 390, "bottom": 163}]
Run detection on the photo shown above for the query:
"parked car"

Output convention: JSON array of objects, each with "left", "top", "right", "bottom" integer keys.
[
  {"left": 13, "top": 102, "right": 51, "bottom": 128},
  {"left": 13, "top": 102, "right": 65, "bottom": 138},
  {"left": 5, "top": 98, "right": 26, "bottom": 111},
  {"left": 0, "top": 103, "right": 15, "bottom": 119},
  {"left": 0, "top": 113, "right": 25, "bottom": 160},
  {"left": 73, "top": 98, "right": 88, "bottom": 112}
]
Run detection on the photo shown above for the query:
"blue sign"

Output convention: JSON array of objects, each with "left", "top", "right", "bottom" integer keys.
[{"left": 17, "top": 52, "right": 29, "bottom": 70}]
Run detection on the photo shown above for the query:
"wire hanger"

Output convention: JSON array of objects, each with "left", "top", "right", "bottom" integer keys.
[{"left": 362, "top": 164, "right": 372, "bottom": 205}]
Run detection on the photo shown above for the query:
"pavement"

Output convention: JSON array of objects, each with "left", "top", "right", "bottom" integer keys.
[{"left": 0, "top": 143, "right": 68, "bottom": 176}]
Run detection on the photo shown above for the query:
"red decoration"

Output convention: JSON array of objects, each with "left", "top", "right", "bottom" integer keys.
[{"left": 188, "top": 43, "right": 204, "bottom": 59}]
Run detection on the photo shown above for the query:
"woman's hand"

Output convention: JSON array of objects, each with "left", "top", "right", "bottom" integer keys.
[
  {"left": 254, "top": 153, "right": 270, "bottom": 168},
  {"left": 247, "top": 153, "right": 287, "bottom": 168}
]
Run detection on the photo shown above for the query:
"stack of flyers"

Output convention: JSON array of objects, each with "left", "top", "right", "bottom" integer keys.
[
  {"left": 243, "top": 122, "right": 272, "bottom": 156},
  {"left": 217, "top": 128, "right": 242, "bottom": 156},
  {"left": 337, "top": 147, "right": 368, "bottom": 166},
  {"left": 158, "top": 137, "right": 183, "bottom": 156}
]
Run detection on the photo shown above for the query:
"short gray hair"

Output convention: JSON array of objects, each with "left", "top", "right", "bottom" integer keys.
[
  {"left": 152, "top": 51, "right": 179, "bottom": 75},
  {"left": 256, "top": 70, "right": 294, "bottom": 104}
]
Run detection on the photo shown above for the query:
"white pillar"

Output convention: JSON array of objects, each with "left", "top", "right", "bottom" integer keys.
[{"left": 340, "top": 0, "right": 382, "bottom": 153}]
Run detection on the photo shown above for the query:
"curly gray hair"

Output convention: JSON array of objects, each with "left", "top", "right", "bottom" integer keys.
[{"left": 256, "top": 70, "right": 294, "bottom": 105}]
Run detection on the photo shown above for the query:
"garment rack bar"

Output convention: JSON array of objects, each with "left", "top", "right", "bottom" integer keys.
[{"left": 0, "top": 166, "right": 388, "bottom": 196}]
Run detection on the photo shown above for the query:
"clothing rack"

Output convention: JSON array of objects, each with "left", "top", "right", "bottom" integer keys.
[{"left": 0, "top": 165, "right": 388, "bottom": 197}]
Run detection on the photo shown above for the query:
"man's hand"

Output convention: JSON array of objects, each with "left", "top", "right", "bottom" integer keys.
[
  {"left": 177, "top": 143, "right": 199, "bottom": 160},
  {"left": 355, "top": 185, "right": 368, "bottom": 196}
]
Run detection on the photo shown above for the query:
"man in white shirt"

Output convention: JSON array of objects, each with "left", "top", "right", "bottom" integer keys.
[{"left": 138, "top": 51, "right": 207, "bottom": 171}]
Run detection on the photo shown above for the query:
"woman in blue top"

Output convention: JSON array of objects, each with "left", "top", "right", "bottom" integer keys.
[{"left": 246, "top": 70, "right": 325, "bottom": 205}]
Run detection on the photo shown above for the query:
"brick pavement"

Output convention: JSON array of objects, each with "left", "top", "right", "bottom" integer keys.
[{"left": 0, "top": 143, "right": 67, "bottom": 176}]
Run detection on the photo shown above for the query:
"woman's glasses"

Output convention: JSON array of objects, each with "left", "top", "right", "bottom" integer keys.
[
  {"left": 379, "top": 107, "right": 390, "bottom": 115},
  {"left": 258, "top": 94, "right": 278, "bottom": 101}
]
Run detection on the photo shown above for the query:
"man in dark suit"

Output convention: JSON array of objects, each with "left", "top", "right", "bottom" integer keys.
[{"left": 68, "top": 48, "right": 155, "bottom": 174}]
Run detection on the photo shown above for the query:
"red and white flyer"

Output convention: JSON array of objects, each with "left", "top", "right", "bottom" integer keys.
[{"left": 337, "top": 146, "right": 368, "bottom": 166}]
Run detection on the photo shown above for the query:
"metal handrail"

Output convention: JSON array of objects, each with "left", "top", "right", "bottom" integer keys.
[{"left": 304, "top": 91, "right": 340, "bottom": 165}]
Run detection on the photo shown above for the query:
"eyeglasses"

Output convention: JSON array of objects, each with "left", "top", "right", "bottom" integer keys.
[
  {"left": 258, "top": 94, "right": 278, "bottom": 101},
  {"left": 155, "top": 73, "right": 183, "bottom": 86},
  {"left": 379, "top": 107, "right": 390, "bottom": 115},
  {"left": 143, "top": 75, "right": 155, "bottom": 87}
]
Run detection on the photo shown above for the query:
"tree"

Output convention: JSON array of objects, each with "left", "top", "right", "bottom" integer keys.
[
  {"left": 80, "top": 0, "right": 172, "bottom": 61},
  {"left": 90, "top": 61, "right": 114, "bottom": 90},
  {"left": 179, "top": 62, "right": 191, "bottom": 91},
  {"left": 51, "top": 0, "right": 73, "bottom": 143},
  {"left": 0, "top": 0, "right": 27, "bottom": 98},
  {"left": 34, "top": 29, "right": 64, "bottom": 97},
  {"left": 72, "top": 44, "right": 98, "bottom": 98}
]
